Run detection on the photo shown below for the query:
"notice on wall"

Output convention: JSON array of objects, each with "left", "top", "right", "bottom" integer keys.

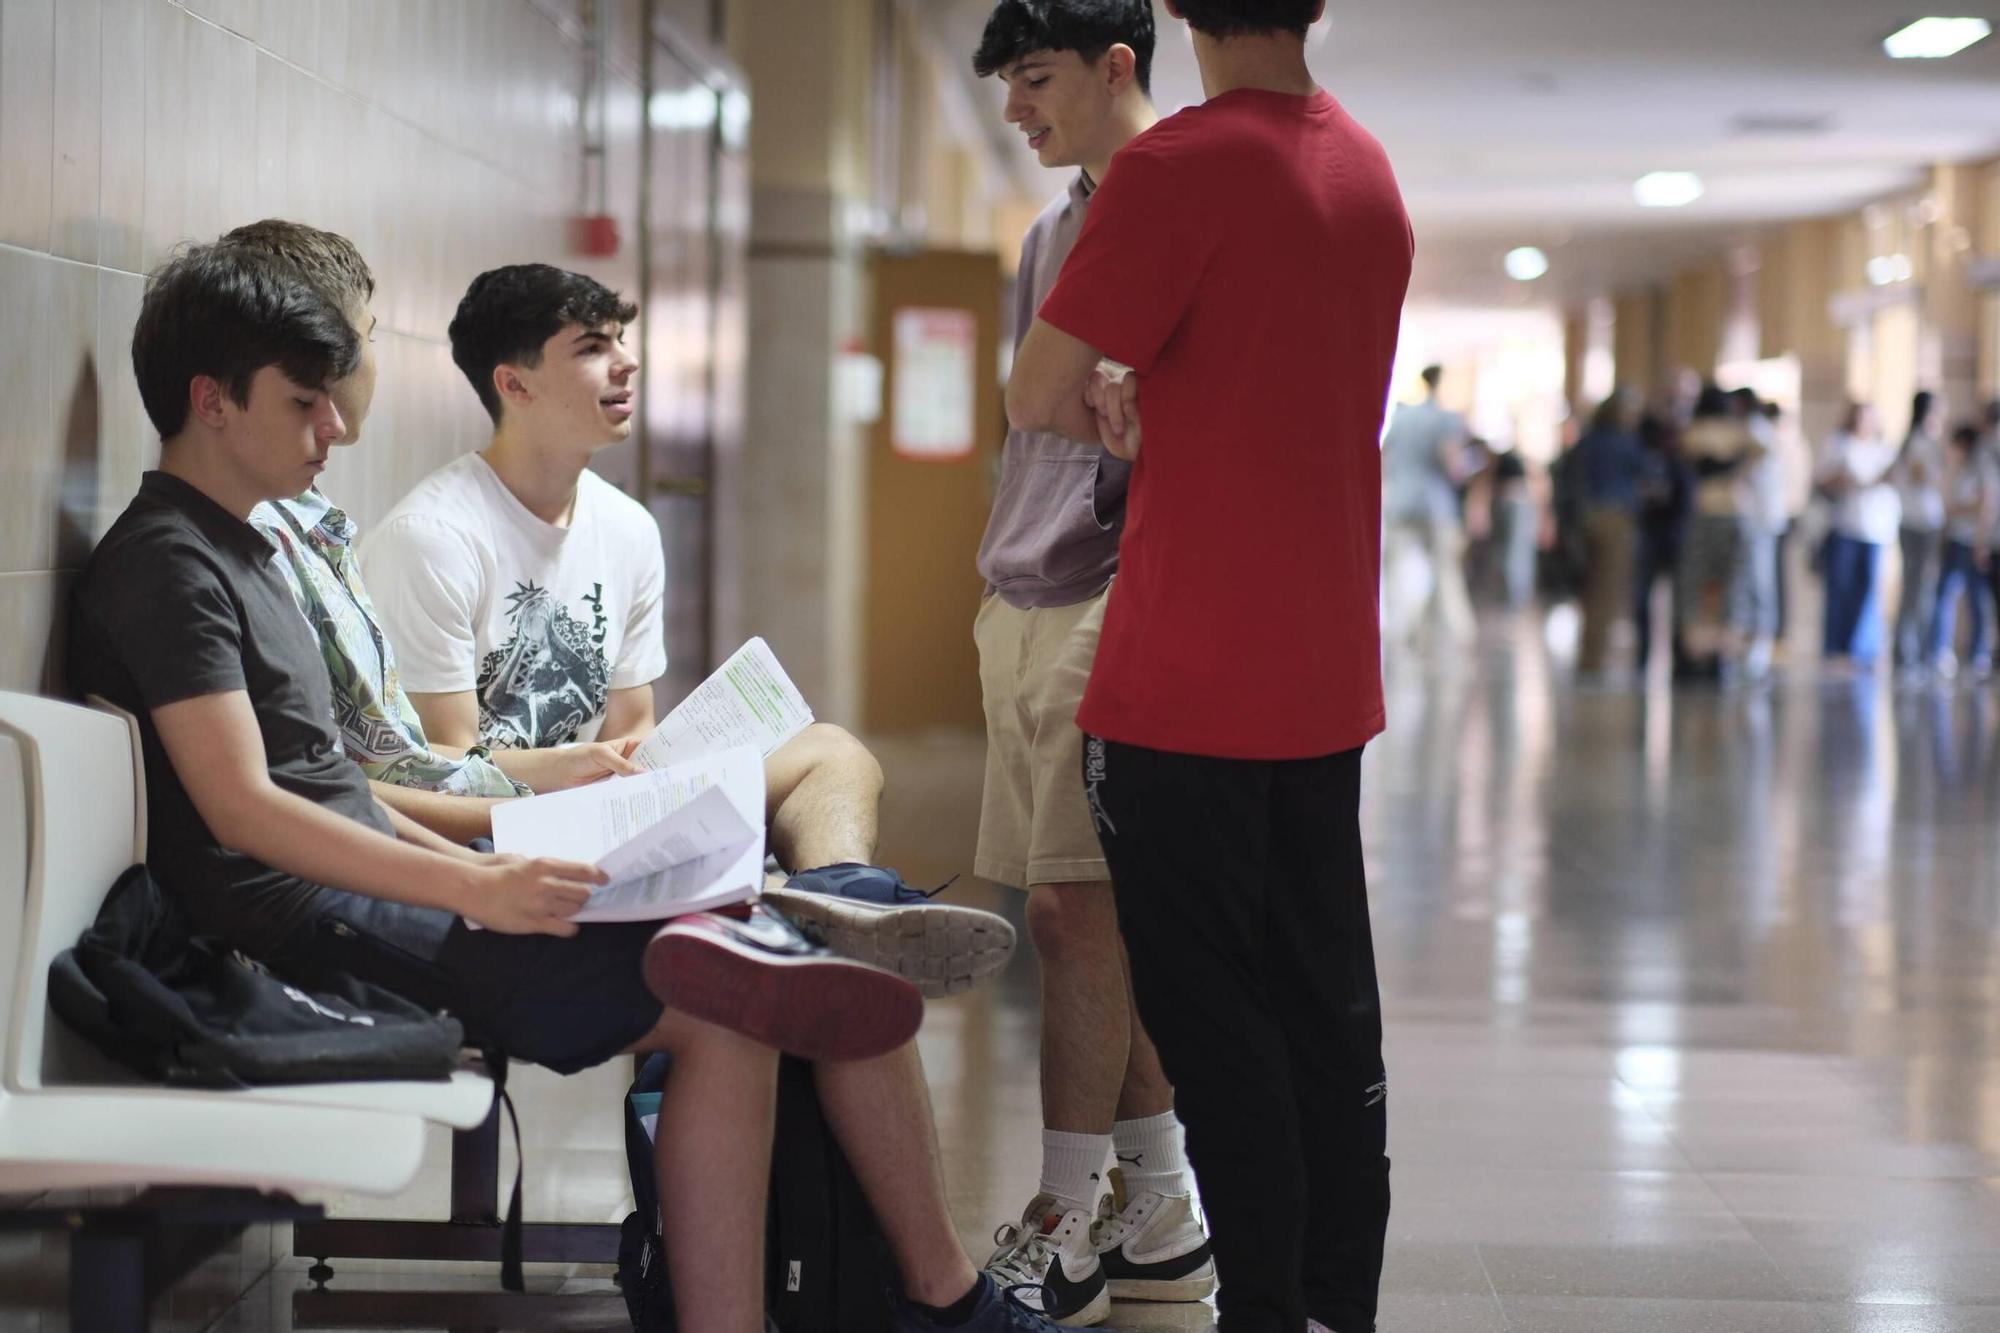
[{"left": 891, "top": 307, "right": 977, "bottom": 460}]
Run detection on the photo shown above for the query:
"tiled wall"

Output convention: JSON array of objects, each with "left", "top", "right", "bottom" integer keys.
[
  {"left": 0, "top": 1, "right": 675, "bottom": 1324},
  {"left": 0, "top": 0, "right": 652, "bottom": 696}
]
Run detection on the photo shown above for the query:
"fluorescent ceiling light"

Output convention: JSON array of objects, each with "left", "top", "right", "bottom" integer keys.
[
  {"left": 1883, "top": 17, "right": 1991, "bottom": 59},
  {"left": 1634, "top": 171, "right": 1704, "bottom": 209},
  {"left": 1866, "top": 253, "right": 1914, "bottom": 286},
  {"left": 1504, "top": 247, "right": 1550, "bottom": 282}
]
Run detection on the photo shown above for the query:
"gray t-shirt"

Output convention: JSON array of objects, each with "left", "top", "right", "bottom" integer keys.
[
  {"left": 978, "top": 174, "right": 1132, "bottom": 609},
  {"left": 68, "top": 470, "right": 389, "bottom": 956}
]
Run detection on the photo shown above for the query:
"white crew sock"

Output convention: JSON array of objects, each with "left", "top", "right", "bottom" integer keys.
[
  {"left": 1112, "top": 1110, "right": 1193, "bottom": 1198},
  {"left": 1038, "top": 1130, "right": 1111, "bottom": 1213}
]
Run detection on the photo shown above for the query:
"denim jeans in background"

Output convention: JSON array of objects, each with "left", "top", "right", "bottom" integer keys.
[
  {"left": 1822, "top": 533, "right": 1885, "bottom": 665},
  {"left": 1894, "top": 527, "right": 1944, "bottom": 668},
  {"left": 1928, "top": 540, "right": 1992, "bottom": 670}
]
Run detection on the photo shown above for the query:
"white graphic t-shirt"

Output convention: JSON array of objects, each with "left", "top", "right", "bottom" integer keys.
[{"left": 360, "top": 454, "right": 668, "bottom": 749}]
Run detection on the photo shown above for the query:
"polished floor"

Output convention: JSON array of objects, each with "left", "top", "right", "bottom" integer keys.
[{"left": 25, "top": 611, "right": 2000, "bottom": 1332}]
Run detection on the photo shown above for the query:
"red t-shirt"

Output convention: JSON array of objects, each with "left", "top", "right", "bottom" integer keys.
[{"left": 1039, "top": 87, "right": 1412, "bottom": 761}]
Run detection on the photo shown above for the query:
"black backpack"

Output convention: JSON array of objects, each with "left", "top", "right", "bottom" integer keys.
[
  {"left": 47, "top": 864, "right": 464, "bottom": 1087},
  {"left": 618, "top": 1054, "right": 892, "bottom": 1332}
]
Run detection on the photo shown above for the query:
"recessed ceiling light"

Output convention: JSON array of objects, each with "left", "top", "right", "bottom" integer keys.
[
  {"left": 1883, "top": 17, "right": 1991, "bottom": 58},
  {"left": 1635, "top": 171, "right": 1705, "bottom": 208},
  {"left": 1866, "top": 253, "right": 1914, "bottom": 286},
  {"left": 1504, "top": 247, "right": 1550, "bottom": 282}
]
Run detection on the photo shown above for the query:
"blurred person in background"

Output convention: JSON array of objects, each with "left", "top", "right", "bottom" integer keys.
[
  {"left": 1674, "top": 385, "right": 1765, "bottom": 679},
  {"left": 1633, "top": 396, "right": 1693, "bottom": 677},
  {"left": 1568, "top": 390, "right": 1645, "bottom": 676},
  {"left": 1381, "top": 364, "right": 1474, "bottom": 646},
  {"left": 1488, "top": 444, "right": 1538, "bottom": 610},
  {"left": 1733, "top": 388, "right": 1785, "bottom": 681},
  {"left": 1927, "top": 424, "right": 1994, "bottom": 680},
  {"left": 1817, "top": 402, "right": 1901, "bottom": 669},
  {"left": 1892, "top": 390, "right": 1949, "bottom": 677}
]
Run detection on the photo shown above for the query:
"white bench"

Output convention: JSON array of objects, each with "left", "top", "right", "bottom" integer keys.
[{"left": 0, "top": 690, "right": 496, "bottom": 1326}]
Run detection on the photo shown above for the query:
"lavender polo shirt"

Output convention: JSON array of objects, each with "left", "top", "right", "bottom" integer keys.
[{"left": 978, "top": 173, "right": 1132, "bottom": 610}]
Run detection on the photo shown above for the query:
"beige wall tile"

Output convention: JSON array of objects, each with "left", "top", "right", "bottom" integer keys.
[
  {"left": 183, "top": 0, "right": 259, "bottom": 44},
  {"left": 181, "top": 14, "right": 259, "bottom": 244},
  {"left": 250, "top": 49, "right": 291, "bottom": 220},
  {"left": 0, "top": 250, "right": 56, "bottom": 575},
  {"left": 0, "top": 0, "right": 56, "bottom": 250},
  {"left": 97, "top": 0, "right": 150, "bottom": 275},
  {"left": 93, "top": 270, "right": 152, "bottom": 533},
  {"left": 49, "top": 262, "right": 101, "bottom": 571},
  {"left": 0, "top": 572, "right": 67, "bottom": 696},
  {"left": 138, "top": 0, "right": 188, "bottom": 270},
  {"left": 50, "top": 0, "right": 104, "bottom": 265}
]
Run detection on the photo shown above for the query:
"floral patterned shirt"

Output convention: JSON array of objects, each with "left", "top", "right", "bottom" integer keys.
[{"left": 249, "top": 487, "right": 527, "bottom": 798}]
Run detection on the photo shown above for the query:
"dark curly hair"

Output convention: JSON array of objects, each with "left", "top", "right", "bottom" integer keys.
[
  {"left": 132, "top": 243, "right": 360, "bottom": 440},
  {"left": 448, "top": 265, "right": 638, "bottom": 424},
  {"left": 973, "top": 0, "right": 1156, "bottom": 95}
]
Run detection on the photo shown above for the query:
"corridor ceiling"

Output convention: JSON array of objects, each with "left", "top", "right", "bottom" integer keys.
[{"left": 931, "top": 0, "right": 2000, "bottom": 305}]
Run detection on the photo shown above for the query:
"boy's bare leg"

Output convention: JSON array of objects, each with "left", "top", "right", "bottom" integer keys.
[
  {"left": 764, "top": 723, "right": 884, "bottom": 871},
  {"left": 1031, "top": 881, "right": 1176, "bottom": 1133},
  {"left": 813, "top": 1043, "right": 981, "bottom": 1308},
  {"left": 630, "top": 1008, "right": 781, "bottom": 1333}
]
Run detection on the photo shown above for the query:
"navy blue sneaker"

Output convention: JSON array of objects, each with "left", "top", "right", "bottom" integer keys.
[
  {"left": 889, "top": 1272, "right": 1068, "bottom": 1332},
  {"left": 762, "top": 864, "right": 1015, "bottom": 999}
]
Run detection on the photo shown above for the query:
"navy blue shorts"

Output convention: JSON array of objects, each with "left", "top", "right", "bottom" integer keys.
[{"left": 270, "top": 891, "right": 665, "bottom": 1076}]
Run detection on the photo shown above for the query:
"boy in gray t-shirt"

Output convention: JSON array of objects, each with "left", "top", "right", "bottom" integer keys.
[{"left": 970, "top": 2, "right": 1212, "bottom": 1324}]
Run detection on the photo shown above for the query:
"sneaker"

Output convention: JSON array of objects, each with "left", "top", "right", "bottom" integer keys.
[
  {"left": 890, "top": 1272, "right": 1068, "bottom": 1332},
  {"left": 1091, "top": 1168, "right": 1215, "bottom": 1303},
  {"left": 981, "top": 1195, "right": 1109, "bottom": 1327},
  {"left": 642, "top": 907, "right": 921, "bottom": 1062},
  {"left": 762, "top": 865, "right": 1016, "bottom": 999}
]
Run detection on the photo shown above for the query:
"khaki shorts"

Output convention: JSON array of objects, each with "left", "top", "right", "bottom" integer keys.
[{"left": 973, "top": 587, "right": 1112, "bottom": 889}]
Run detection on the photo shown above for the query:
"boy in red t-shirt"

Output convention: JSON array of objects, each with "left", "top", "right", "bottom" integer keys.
[{"left": 1005, "top": 2, "right": 1413, "bottom": 1330}]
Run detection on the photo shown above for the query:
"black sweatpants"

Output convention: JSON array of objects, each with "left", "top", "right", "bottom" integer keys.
[{"left": 1084, "top": 737, "right": 1389, "bottom": 1333}]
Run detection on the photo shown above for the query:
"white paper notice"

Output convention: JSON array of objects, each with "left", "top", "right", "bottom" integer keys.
[
  {"left": 489, "top": 745, "right": 766, "bottom": 923},
  {"left": 631, "top": 637, "right": 814, "bottom": 771}
]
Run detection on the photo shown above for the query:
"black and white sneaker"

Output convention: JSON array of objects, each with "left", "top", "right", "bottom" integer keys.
[
  {"left": 642, "top": 906, "right": 922, "bottom": 1062},
  {"left": 1092, "top": 1167, "right": 1216, "bottom": 1303},
  {"left": 982, "top": 1195, "right": 1110, "bottom": 1327},
  {"left": 762, "top": 869, "right": 1016, "bottom": 999}
]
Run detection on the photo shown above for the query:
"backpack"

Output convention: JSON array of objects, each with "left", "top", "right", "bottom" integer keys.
[
  {"left": 618, "top": 1054, "right": 892, "bottom": 1332},
  {"left": 47, "top": 864, "right": 464, "bottom": 1087}
]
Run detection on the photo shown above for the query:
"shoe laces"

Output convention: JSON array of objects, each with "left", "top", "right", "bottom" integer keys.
[
  {"left": 997, "top": 1281, "right": 1062, "bottom": 1330},
  {"left": 985, "top": 1222, "right": 1055, "bottom": 1289}
]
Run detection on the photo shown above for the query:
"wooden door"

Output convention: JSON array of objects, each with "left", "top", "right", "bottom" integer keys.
[{"left": 863, "top": 249, "right": 1004, "bottom": 732}]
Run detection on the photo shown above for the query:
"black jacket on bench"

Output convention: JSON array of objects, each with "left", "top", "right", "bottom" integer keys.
[{"left": 49, "top": 863, "right": 463, "bottom": 1087}]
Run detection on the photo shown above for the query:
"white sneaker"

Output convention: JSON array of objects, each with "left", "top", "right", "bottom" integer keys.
[
  {"left": 1091, "top": 1167, "right": 1216, "bottom": 1303},
  {"left": 982, "top": 1194, "right": 1110, "bottom": 1327}
]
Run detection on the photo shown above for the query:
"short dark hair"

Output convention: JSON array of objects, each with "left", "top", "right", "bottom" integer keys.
[
  {"left": 217, "top": 219, "right": 375, "bottom": 315},
  {"left": 973, "top": 0, "right": 1156, "bottom": 96},
  {"left": 448, "top": 264, "right": 639, "bottom": 423},
  {"left": 1171, "top": 0, "right": 1319, "bottom": 38},
  {"left": 1420, "top": 364, "right": 1443, "bottom": 391},
  {"left": 132, "top": 244, "right": 361, "bottom": 441}
]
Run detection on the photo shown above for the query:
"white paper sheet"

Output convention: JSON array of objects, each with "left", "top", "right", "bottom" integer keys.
[
  {"left": 489, "top": 745, "right": 766, "bottom": 923},
  {"left": 631, "top": 637, "right": 814, "bottom": 771}
]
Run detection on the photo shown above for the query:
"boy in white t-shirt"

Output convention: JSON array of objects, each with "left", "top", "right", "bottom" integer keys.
[{"left": 362, "top": 265, "right": 1008, "bottom": 980}]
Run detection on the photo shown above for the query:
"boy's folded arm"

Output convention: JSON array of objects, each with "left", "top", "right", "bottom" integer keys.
[{"left": 151, "top": 691, "right": 601, "bottom": 935}]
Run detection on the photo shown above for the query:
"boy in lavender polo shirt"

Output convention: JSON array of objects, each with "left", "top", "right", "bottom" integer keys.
[{"left": 970, "top": 2, "right": 1212, "bottom": 1325}]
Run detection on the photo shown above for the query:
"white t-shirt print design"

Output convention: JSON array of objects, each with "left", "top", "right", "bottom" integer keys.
[
  {"left": 361, "top": 454, "right": 669, "bottom": 750},
  {"left": 477, "top": 578, "right": 611, "bottom": 749}
]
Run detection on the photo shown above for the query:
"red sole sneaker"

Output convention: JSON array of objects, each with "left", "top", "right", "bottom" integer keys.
[{"left": 642, "top": 922, "right": 923, "bottom": 1061}]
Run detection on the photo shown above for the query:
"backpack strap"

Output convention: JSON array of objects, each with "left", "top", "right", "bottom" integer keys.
[{"left": 481, "top": 1044, "right": 527, "bottom": 1293}]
